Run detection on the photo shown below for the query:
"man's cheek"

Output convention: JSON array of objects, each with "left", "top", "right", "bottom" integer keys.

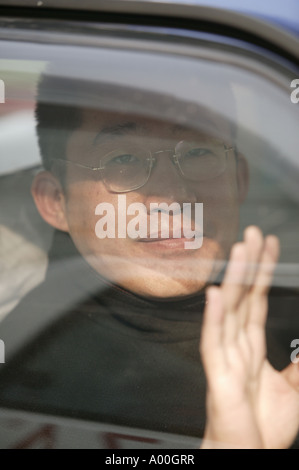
[{"left": 66, "top": 200, "right": 95, "bottom": 238}]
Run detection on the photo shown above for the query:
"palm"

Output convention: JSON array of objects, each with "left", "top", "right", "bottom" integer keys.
[
  {"left": 257, "top": 360, "right": 299, "bottom": 448},
  {"left": 200, "top": 227, "right": 299, "bottom": 449}
]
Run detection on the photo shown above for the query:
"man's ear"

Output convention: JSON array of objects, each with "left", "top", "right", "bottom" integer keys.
[
  {"left": 236, "top": 152, "right": 249, "bottom": 204},
  {"left": 31, "top": 171, "right": 69, "bottom": 232}
]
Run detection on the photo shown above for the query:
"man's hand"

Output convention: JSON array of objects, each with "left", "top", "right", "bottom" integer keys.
[{"left": 200, "top": 226, "right": 299, "bottom": 449}]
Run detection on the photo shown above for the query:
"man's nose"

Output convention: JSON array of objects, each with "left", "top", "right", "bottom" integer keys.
[{"left": 143, "top": 150, "right": 197, "bottom": 207}]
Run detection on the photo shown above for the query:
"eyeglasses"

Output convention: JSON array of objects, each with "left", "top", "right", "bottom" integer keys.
[{"left": 53, "top": 139, "right": 234, "bottom": 193}]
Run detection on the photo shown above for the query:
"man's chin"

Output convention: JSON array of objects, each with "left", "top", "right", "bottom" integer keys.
[
  {"left": 84, "top": 246, "right": 226, "bottom": 298},
  {"left": 93, "top": 258, "right": 210, "bottom": 298},
  {"left": 129, "top": 280, "right": 207, "bottom": 300}
]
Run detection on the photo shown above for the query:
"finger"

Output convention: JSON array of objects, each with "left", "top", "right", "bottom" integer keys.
[
  {"left": 221, "top": 242, "right": 249, "bottom": 345},
  {"left": 222, "top": 227, "right": 264, "bottom": 352},
  {"left": 281, "top": 361, "right": 299, "bottom": 393},
  {"left": 200, "top": 286, "right": 226, "bottom": 378},
  {"left": 250, "top": 235, "right": 279, "bottom": 296},
  {"left": 237, "top": 226, "right": 265, "bottom": 330},
  {"left": 222, "top": 242, "right": 248, "bottom": 312},
  {"left": 243, "top": 226, "right": 265, "bottom": 288},
  {"left": 244, "top": 236, "right": 280, "bottom": 375},
  {"left": 246, "top": 235, "right": 280, "bottom": 329}
]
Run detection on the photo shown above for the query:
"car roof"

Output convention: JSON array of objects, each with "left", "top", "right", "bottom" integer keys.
[
  {"left": 215, "top": 0, "right": 299, "bottom": 36},
  {"left": 154, "top": 0, "right": 299, "bottom": 36},
  {"left": 0, "top": 0, "right": 298, "bottom": 58},
  {"left": 0, "top": 0, "right": 298, "bottom": 34}
]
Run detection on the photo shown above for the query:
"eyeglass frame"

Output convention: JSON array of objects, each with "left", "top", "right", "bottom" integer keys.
[{"left": 52, "top": 140, "right": 235, "bottom": 193}]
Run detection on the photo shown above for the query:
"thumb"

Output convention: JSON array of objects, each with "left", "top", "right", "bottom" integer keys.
[{"left": 281, "top": 361, "right": 299, "bottom": 392}]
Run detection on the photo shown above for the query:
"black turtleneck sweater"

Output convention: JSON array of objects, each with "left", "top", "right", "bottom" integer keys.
[{"left": 0, "top": 230, "right": 297, "bottom": 442}]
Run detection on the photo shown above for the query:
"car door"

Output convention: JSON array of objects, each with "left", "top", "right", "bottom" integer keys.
[{"left": 0, "top": 1, "right": 298, "bottom": 449}]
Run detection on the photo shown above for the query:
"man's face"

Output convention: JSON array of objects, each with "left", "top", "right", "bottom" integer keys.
[{"left": 61, "top": 108, "right": 245, "bottom": 298}]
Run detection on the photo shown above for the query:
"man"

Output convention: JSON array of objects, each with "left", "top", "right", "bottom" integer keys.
[{"left": 0, "top": 74, "right": 298, "bottom": 448}]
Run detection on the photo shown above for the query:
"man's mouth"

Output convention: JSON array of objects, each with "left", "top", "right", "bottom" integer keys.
[
  {"left": 136, "top": 228, "right": 203, "bottom": 241},
  {"left": 137, "top": 234, "right": 201, "bottom": 242},
  {"left": 135, "top": 230, "right": 203, "bottom": 251}
]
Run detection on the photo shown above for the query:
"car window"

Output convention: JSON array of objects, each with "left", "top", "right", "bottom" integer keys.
[
  {"left": 0, "top": 18, "right": 298, "bottom": 449},
  {"left": 0, "top": 59, "right": 52, "bottom": 320}
]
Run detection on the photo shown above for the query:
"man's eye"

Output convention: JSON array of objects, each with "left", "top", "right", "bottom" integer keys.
[
  {"left": 185, "top": 148, "right": 211, "bottom": 159},
  {"left": 110, "top": 154, "right": 139, "bottom": 165}
]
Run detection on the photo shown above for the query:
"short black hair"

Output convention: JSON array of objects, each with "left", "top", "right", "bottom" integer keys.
[
  {"left": 35, "top": 67, "right": 238, "bottom": 184},
  {"left": 35, "top": 74, "right": 82, "bottom": 175}
]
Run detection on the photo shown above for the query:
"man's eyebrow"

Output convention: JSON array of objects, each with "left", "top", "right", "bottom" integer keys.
[
  {"left": 171, "top": 120, "right": 223, "bottom": 136},
  {"left": 93, "top": 122, "right": 138, "bottom": 145}
]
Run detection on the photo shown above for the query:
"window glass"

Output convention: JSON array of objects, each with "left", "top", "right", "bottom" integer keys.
[{"left": 0, "top": 28, "right": 298, "bottom": 449}]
